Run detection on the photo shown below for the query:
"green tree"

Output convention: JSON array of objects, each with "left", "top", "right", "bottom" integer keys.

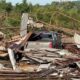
[
  {"left": 5, "top": 2, "right": 13, "bottom": 16},
  {"left": 22, "top": 0, "right": 27, "bottom": 4}
]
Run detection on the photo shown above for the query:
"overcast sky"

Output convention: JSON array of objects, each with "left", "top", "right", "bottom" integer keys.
[{"left": 6, "top": 0, "right": 77, "bottom": 5}]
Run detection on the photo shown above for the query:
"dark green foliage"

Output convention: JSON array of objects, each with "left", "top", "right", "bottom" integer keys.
[
  {"left": 8, "top": 18, "right": 20, "bottom": 26},
  {"left": 0, "top": 0, "right": 80, "bottom": 38},
  {"left": 5, "top": 2, "right": 12, "bottom": 15},
  {"left": 4, "top": 18, "right": 20, "bottom": 27},
  {"left": 14, "top": 0, "right": 30, "bottom": 14}
]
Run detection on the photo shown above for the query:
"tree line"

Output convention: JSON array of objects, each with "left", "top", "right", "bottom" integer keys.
[{"left": 0, "top": 0, "right": 80, "bottom": 32}]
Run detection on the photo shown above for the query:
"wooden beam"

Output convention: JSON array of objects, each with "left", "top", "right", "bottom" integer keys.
[
  {"left": 8, "top": 32, "right": 32, "bottom": 70},
  {"left": 9, "top": 32, "right": 32, "bottom": 50}
]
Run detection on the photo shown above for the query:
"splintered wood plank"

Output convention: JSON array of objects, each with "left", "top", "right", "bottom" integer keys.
[{"left": 9, "top": 32, "right": 32, "bottom": 50}]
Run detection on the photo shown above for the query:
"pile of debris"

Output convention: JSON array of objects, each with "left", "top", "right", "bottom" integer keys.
[
  {"left": 0, "top": 13, "right": 80, "bottom": 80},
  {"left": 0, "top": 32, "right": 80, "bottom": 79},
  {"left": 0, "top": 48, "right": 80, "bottom": 79}
]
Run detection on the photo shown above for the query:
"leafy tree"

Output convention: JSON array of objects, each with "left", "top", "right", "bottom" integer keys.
[
  {"left": 5, "top": 2, "right": 13, "bottom": 16},
  {"left": 22, "top": 0, "right": 27, "bottom": 4}
]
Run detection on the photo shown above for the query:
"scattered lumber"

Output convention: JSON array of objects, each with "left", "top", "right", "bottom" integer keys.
[
  {"left": 0, "top": 47, "right": 79, "bottom": 79},
  {"left": 9, "top": 32, "right": 32, "bottom": 50},
  {"left": 7, "top": 32, "right": 32, "bottom": 70}
]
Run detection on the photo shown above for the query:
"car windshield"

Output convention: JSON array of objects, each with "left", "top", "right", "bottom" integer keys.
[
  {"left": 40, "top": 33, "right": 52, "bottom": 41},
  {"left": 28, "top": 33, "right": 52, "bottom": 41}
]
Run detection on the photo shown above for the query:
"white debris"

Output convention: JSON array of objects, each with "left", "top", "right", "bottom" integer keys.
[
  {"left": 50, "top": 73, "right": 58, "bottom": 76},
  {"left": 37, "top": 63, "right": 51, "bottom": 72},
  {"left": 71, "top": 78, "right": 80, "bottom": 80},
  {"left": 59, "top": 72, "right": 63, "bottom": 77},
  {"left": 74, "top": 33, "right": 80, "bottom": 48},
  {"left": 76, "top": 61, "right": 80, "bottom": 68},
  {"left": 21, "top": 57, "right": 29, "bottom": 61},
  {"left": 0, "top": 31, "right": 5, "bottom": 41},
  {"left": 57, "top": 49, "right": 71, "bottom": 56},
  {"left": 8, "top": 48, "right": 17, "bottom": 70},
  {"left": 0, "top": 46, "right": 6, "bottom": 51},
  {"left": 20, "top": 13, "right": 28, "bottom": 37},
  {"left": 0, "top": 64, "right": 5, "bottom": 69}
]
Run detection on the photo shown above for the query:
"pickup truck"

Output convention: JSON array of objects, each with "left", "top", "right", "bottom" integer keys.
[{"left": 27, "top": 31, "right": 62, "bottom": 49}]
